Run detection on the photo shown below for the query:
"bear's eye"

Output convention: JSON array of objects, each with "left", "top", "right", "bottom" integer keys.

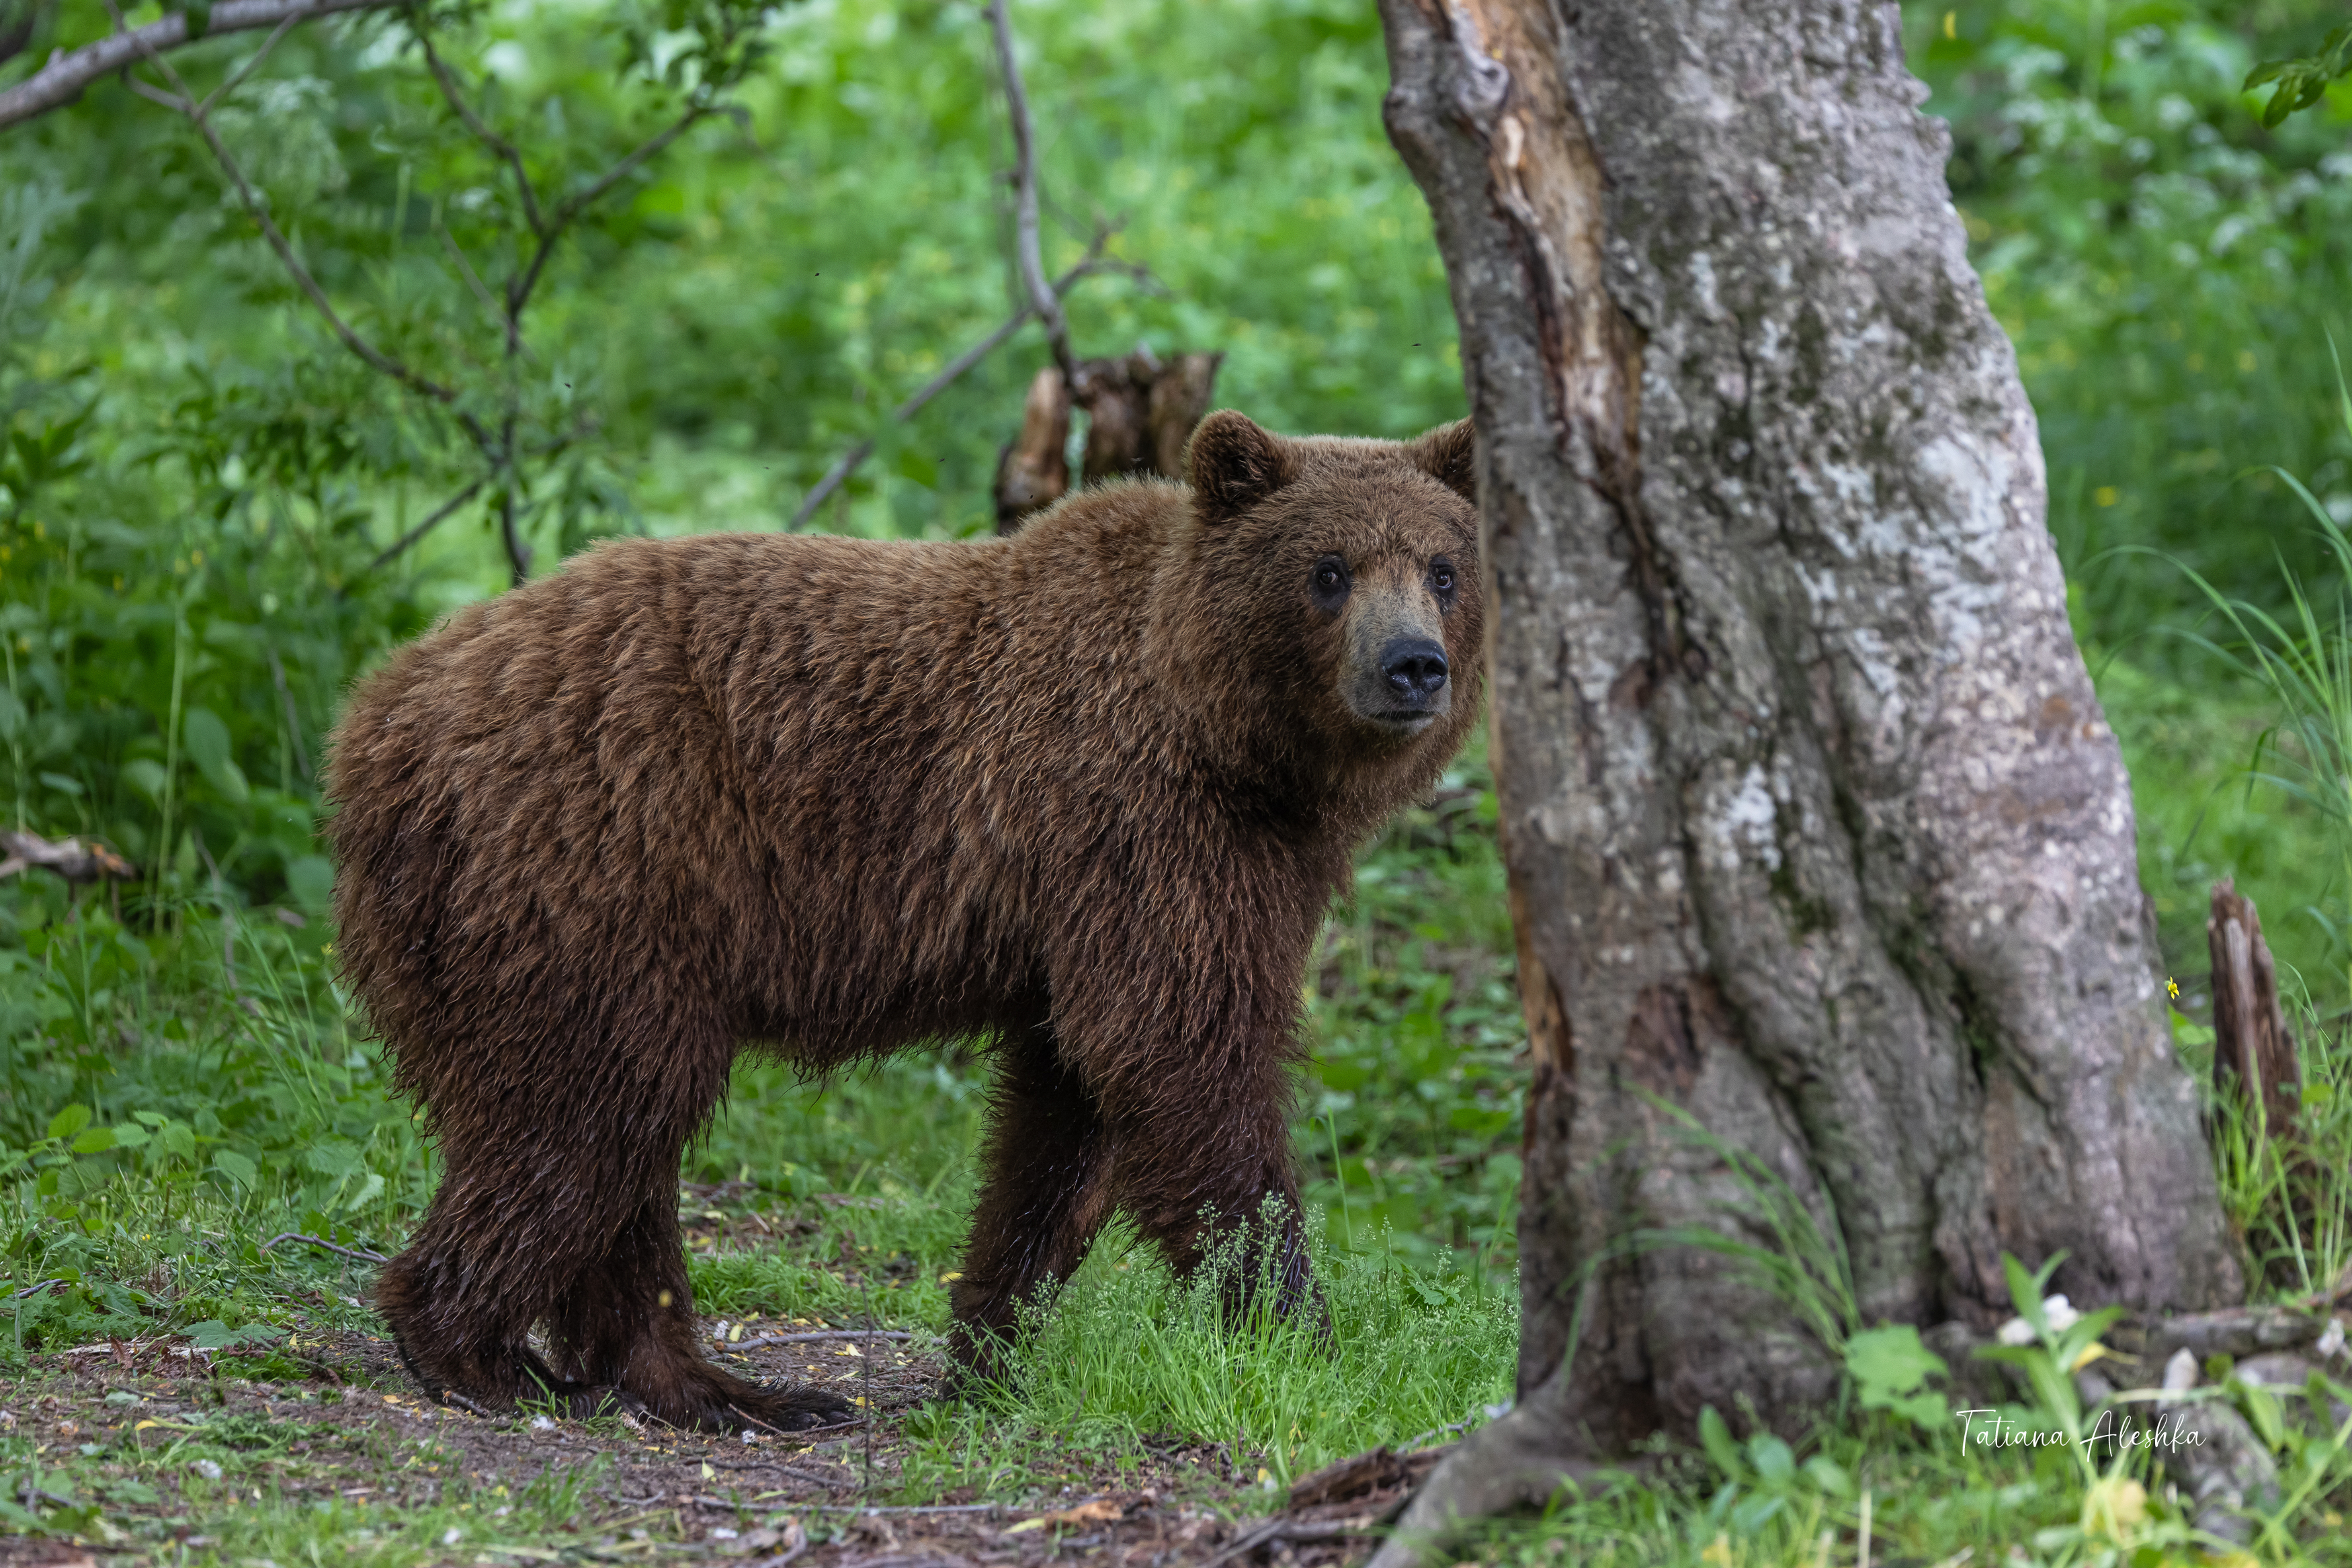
[
  {"left": 1431, "top": 563, "right": 1455, "bottom": 593},
  {"left": 1309, "top": 556, "right": 1350, "bottom": 606}
]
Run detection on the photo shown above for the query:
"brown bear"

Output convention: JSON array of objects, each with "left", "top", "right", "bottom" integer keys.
[{"left": 325, "top": 411, "right": 1483, "bottom": 1431}]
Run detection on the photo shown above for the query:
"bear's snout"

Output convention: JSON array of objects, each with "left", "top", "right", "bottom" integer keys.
[
  {"left": 1343, "top": 586, "right": 1454, "bottom": 736},
  {"left": 1380, "top": 638, "right": 1450, "bottom": 705}
]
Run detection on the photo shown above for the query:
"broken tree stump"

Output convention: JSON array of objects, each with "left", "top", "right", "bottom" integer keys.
[
  {"left": 2208, "top": 877, "right": 2302, "bottom": 1146},
  {"left": 992, "top": 348, "right": 1224, "bottom": 534}
]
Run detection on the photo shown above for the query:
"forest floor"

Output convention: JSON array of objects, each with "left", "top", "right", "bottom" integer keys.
[{"left": 0, "top": 1320, "right": 1436, "bottom": 1568}]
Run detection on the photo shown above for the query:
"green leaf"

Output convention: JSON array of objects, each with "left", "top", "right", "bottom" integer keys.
[
  {"left": 120, "top": 758, "right": 169, "bottom": 803},
  {"left": 69, "top": 1126, "right": 116, "bottom": 1154},
  {"left": 1845, "top": 1323, "right": 1949, "bottom": 1415},
  {"left": 1697, "top": 1404, "right": 1744, "bottom": 1481},
  {"left": 1747, "top": 1432, "right": 1796, "bottom": 1487},
  {"left": 182, "top": 707, "right": 247, "bottom": 802},
  {"left": 46, "top": 1104, "right": 91, "bottom": 1141},
  {"left": 212, "top": 1149, "right": 258, "bottom": 1189},
  {"left": 285, "top": 855, "right": 335, "bottom": 910},
  {"left": 36, "top": 771, "right": 83, "bottom": 797},
  {"left": 183, "top": 706, "right": 230, "bottom": 779},
  {"left": 893, "top": 446, "right": 939, "bottom": 488},
  {"left": 108, "top": 1123, "right": 149, "bottom": 1149}
]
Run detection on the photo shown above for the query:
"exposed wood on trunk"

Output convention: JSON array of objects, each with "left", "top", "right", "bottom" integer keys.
[
  {"left": 1078, "top": 348, "right": 1224, "bottom": 487},
  {"left": 1372, "top": 0, "right": 2240, "bottom": 1553},
  {"left": 2209, "top": 877, "right": 2302, "bottom": 1145},
  {"left": 991, "top": 349, "right": 1224, "bottom": 532},
  {"left": 993, "top": 367, "right": 1072, "bottom": 533}
]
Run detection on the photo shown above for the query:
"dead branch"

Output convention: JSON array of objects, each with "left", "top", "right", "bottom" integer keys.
[
  {"left": 993, "top": 365, "right": 1069, "bottom": 533},
  {"left": 0, "top": 829, "right": 136, "bottom": 883},
  {"left": 786, "top": 242, "right": 1120, "bottom": 530},
  {"left": 0, "top": 0, "right": 397, "bottom": 130},
  {"left": 984, "top": 0, "right": 1074, "bottom": 382},
  {"left": 2210, "top": 877, "right": 2302, "bottom": 1146}
]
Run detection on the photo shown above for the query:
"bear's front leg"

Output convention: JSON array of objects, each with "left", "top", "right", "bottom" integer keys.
[
  {"left": 945, "top": 1020, "right": 1118, "bottom": 1391},
  {"left": 1050, "top": 940, "right": 1329, "bottom": 1340}
]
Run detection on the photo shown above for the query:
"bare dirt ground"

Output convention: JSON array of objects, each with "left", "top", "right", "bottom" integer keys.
[{"left": 0, "top": 1323, "right": 1439, "bottom": 1567}]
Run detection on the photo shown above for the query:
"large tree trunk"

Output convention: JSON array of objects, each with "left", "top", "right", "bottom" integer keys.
[{"left": 1372, "top": 0, "right": 2242, "bottom": 1541}]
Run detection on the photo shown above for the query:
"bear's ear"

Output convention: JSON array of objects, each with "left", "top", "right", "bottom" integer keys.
[
  {"left": 1407, "top": 418, "right": 1478, "bottom": 505},
  {"left": 1187, "top": 410, "right": 1290, "bottom": 520}
]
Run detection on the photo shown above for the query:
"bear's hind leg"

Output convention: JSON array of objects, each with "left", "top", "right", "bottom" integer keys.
[{"left": 544, "top": 1190, "right": 851, "bottom": 1433}]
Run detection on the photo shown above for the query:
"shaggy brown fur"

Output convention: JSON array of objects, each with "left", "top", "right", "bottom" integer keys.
[{"left": 326, "top": 412, "right": 1484, "bottom": 1430}]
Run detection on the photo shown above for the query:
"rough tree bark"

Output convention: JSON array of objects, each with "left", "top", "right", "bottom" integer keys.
[{"left": 1371, "top": 0, "right": 2242, "bottom": 1546}]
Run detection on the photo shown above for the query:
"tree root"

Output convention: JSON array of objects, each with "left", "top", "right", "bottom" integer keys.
[{"left": 1363, "top": 1373, "right": 1646, "bottom": 1568}]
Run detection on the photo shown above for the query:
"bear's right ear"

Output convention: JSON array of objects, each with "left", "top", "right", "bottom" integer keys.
[
  {"left": 1187, "top": 410, "right": 1290, "bottom": 521},
  {"left": 1407, "top": 418, "right": 1478, "bottom": 505}
]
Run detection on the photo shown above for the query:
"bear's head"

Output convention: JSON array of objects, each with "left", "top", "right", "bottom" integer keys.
[{"left": 1168, "top": 410, "right": 1483, "bottom": 787}]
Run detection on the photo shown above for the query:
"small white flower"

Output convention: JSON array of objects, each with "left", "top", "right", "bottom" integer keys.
[
  {"left": 1997, "top": 1316, "right": 2037, "bottom": 1347},
  {"left": 530, "top": 1414, "right": 556, "bottom": 1431},
  {"left": 192, "top": 1459, "right": 222, "bottom": 1481},
  {"left": 2162, "top": 1348, "right": 2199, "bottom": 1393},
  {"left": 711, "top": 1528, "right": 738, "bottom": 1540},
  {"left": 442, "top": 1528, "right": 462, "bottom": 1547},
  {"left": 2319, "top": 1317, "right": 2347, "bottom": 1361},
  {"left": 2042, "top": 1294, "right": 2080, "bottom": 1333}
]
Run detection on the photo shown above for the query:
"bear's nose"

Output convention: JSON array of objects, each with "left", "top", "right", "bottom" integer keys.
[{"left": 1381, "top": 638, "right": 1450, "bottom": 703}]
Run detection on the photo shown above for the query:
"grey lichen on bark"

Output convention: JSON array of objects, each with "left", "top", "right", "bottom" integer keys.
[{"left": 1372, "top": 0, "right": 2241, "bottom": 1534}]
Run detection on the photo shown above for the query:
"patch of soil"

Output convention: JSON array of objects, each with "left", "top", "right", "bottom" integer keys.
[{"left": 1, "top": 1319, "right": 1430, "bottom": 1567}]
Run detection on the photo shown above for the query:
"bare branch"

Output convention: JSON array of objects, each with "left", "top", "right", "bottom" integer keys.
[
  {"left": 195, "top": 10, "right": 298, "bottom": 120},
  {"left": 0, "top": 0, "right": 397, "bottom": 130},
  {"left": 415, "top": 30, "right": 544, "bottom": 237},
  {"left": 119, "top": 70, "right": 191, "bottom": 112},
  {"left": 788, "top": 242, "right": 1114, "bottom": 530},
  {"left": 436, "top": 220, "right": 518, "bottom": 351},
  {"left": 103, "top": 0, "right": 462, "bottom": 406},
  {"left": 505, "top": 103, "right": 710, "bottom": 335},
  {"left": 984, "top": 0, "right": 1074, "bottom": 382},
  {"left": 363, "top": 473, "right": 488, "bottom": 576}
]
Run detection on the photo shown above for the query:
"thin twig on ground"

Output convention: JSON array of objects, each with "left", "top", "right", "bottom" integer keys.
[
  {"left": 263, "top": 1231, "right": 390, "bottom": 1264},
  {"left": 730, "top": 1330, "right": 916, "bottom": 1347}
]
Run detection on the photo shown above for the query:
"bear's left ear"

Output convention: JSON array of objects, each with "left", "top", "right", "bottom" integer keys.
[
  {"left": 1187, "top": 410, "right": 1291, "bottom": 521},
  {"left": 1407, "top": 419, "right": 1477, "bottom": 505}
]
